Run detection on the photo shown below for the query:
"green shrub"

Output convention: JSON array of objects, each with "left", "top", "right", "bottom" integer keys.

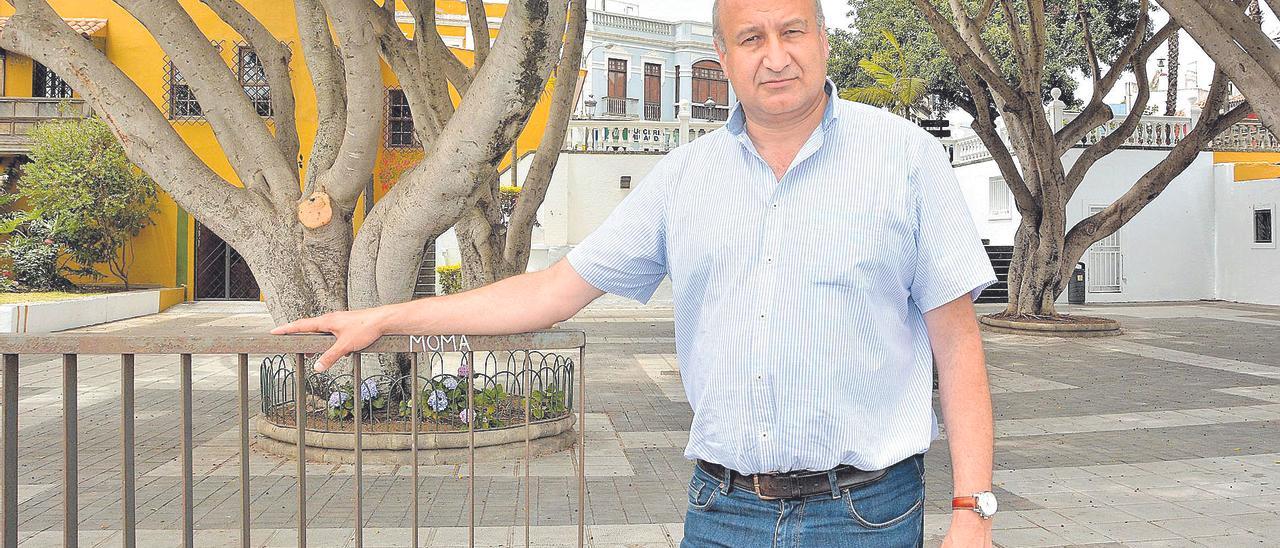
[
  {"left": 0, "top": 218, "right": 73, "bottom": 291},
  {"left": 436, "top": 263, "right": 461, "bottom": 295}
]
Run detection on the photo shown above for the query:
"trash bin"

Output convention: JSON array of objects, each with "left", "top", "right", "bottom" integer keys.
[{"left": 1068, "top": 262, "right": 1086, "bottom": 304}]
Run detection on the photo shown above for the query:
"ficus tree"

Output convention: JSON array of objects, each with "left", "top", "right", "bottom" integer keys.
[
  {"left": 908, "top": 0, "right": 1251, "bottom": 318},
  {"left": 1157, "top": 0, "right": 1280, "bottom": 139},
  {"left": 0, "top": 0, "right": 586, "bottom": 372}
]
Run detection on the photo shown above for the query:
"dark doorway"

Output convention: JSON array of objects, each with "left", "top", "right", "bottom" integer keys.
[{"left": 194, "top": 224, "right": 260, "bottom": 300}]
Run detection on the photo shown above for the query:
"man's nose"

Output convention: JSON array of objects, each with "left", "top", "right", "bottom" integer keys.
[{"left": 761, "top": 35, "right": 791, "bottom": 73}]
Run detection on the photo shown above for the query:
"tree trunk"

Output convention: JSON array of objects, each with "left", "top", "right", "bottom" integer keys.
[{"left": 1165, "top": 31, "right": 1179, "bottom": 116}]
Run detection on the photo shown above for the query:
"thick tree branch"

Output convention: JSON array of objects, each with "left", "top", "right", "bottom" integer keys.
[
  {"left": 114, "top": 0, "right": 295, "bottom": 202},
  {"left": 313, "top": 0, "right": 383, "bottom": 208},
  {"left": 294, "top": 0, "right": 347, "bottom": 194},
  {"left": 404, "top": 0, "right": 473, "bottom": 93},
  {"left": 973, "top": 0, "right": 998, "bottom": 28},
  {"left": 349, "top": 0, "right": 572, "bottom": 307},
  {"left": 1157, "top": 0, "right": 1280, "bottom": 138},
  {"left": 916, "top": 0, "right": 1022, "bottom": 102},
  {"left": 465, "top": 0, "right": 491, "bottom": 69},
  {"left": 0, "top": 0, "right": 261, "bottom": 247},
  {"left": 1056, "top": 8, "right": 1166, "bottom": 156},
  {"left": 200, "top": 0, "right": 301, "bottom": 197},
  {"left": 1076, "top": 1, "right": 1101, "bottom": 85},
  {"left": 362, "top": 0, "right": 453, "bottom": 144},
  {"left": 504, "top": 0, "right": 586, "bottom": 266}
]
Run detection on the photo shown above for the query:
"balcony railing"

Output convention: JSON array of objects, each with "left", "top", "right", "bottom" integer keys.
[
  {"left": 0, "top": 97, "right": 92, "bottom": 154},
  {"left": 565, "top": 118, "right": 726, "bottom": 152},
  {"left": 643, "top": 101, "right": 661, "bottom": 121},
  {"left": 692, "top": 104, "right": 730, "bottom": 122},
  {"left": 600, "top": 96, "right": 639, "bottom": 119},
  {"left": 0, "top": 331, "right": 587, "bottom": 548},
  {"left": 590, "top": 11, "right": 675, "bottom": 35},
  {"left": 949, "top": 111, "right": 1280, "bottom": 166}
]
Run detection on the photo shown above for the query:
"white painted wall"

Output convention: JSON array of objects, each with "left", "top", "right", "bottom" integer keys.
[
  {"left": 0, "top": 289, "right": 163, "bottom": 333},
  {"left": 1214, "top": 166, "right": 1280, "bottom": 306},
  {"left": 952, "top": 149, "right": 1219, "bottom": 304},
  {"left": 432, "top": 151, "right": 665, "bottom": 278}
]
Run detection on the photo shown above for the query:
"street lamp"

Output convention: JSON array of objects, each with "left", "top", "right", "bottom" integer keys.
[
  {"left": 580, "top": 42, "right": 613, "bottom": 118},
  {"left": 703, "top": 97, "right": 716, "bottom": 120}
]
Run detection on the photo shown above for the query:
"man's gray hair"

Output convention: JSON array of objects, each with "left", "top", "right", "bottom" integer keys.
[{"left": 711, "top": 0, "right": 826, "bottom": 48}]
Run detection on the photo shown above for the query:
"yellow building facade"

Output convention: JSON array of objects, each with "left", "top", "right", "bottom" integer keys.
[{"left": 0, "top": 0, "right": 557, "bottom": 300}]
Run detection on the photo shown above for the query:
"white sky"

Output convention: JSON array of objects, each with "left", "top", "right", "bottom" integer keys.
[{"left": 625, "top": 0, "right": 855, "bottom": 29}]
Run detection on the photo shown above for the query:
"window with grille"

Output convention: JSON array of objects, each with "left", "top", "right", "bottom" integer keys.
[
  {"left": 387, "top": 89, "right": 416, "bottom": 148},
  {"left": 33, "top": 61, "right": 73, "bottom": 98},
  {"left": 236, "top": 46, "right": 272, "bottom": 117},
  {"left": 1256, "top": 206, "right": 1274, "bottom": 245},
  {"left": 165, "top": 62, "right": 202, "bottom": 119},
  {"left": 989, "top": 177, "right": 1011, "bottom": 219}
]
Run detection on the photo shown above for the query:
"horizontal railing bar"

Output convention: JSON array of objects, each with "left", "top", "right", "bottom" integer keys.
[{"left": 0, "top": 331, "right": 585, "bottom": 355}]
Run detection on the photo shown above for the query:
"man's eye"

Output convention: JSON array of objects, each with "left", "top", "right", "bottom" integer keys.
[
  {"left": 785, "top": 29, "right": 803, "bottom": 36},
  {"left": 742, "top": 36, "right": 759, "bottom": 44}
]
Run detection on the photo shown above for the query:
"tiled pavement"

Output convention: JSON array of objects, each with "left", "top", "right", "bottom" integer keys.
[{"left": 4, "top": 296, "right": 1280, "bottom": 547}]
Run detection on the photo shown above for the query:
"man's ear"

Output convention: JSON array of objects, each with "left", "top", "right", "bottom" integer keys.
[{"left": 821, "top": 26, "right": 830, "bottom": 58}]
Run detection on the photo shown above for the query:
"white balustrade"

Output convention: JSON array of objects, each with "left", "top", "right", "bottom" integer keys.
[{"left": 564, "top": 118, "right": 724, "bottom": 152}]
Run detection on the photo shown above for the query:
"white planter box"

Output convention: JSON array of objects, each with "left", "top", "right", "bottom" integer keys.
[{"left": 0, "top": 289, "right": 166, "bottom": 333}]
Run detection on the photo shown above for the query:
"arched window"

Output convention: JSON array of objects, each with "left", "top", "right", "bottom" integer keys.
[{"left": 691, "top": 60, "right": 729, "bottom": 120}]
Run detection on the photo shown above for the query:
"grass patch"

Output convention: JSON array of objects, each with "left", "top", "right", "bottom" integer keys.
[{"left": 0, "top": 291, "right": 104, "bottom": 304}]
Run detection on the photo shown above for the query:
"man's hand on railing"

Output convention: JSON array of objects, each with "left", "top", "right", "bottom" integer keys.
[{"left": 271, "top": 308, "right": 387, "bottom": 372}]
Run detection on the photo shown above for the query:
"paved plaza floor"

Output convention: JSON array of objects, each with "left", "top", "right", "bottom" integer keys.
[{"left": 4, "top": 295, "right": 1280, "bottom": 547}]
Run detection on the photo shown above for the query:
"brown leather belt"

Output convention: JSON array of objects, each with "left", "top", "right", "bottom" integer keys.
[{"left": 696, "top": 459, "right": 888, "bottom": 500}]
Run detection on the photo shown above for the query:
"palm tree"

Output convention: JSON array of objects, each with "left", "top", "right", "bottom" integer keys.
[
  {"left": 839, "top": 30, "right": 931, "bottom": 121},
  {"left": 1165, "top": 31, "right": 1179, "bottom": 116}
]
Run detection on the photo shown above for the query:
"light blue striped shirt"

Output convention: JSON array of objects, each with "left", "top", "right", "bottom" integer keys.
[{"left": 566, "top": 79, "right": 997, "bottom": 474}]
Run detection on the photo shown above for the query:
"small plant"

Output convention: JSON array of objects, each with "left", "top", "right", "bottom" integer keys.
[
  {"left": 0, "top": 218, "right": 74, "bottom": 291},
  {"left": 436, "top": 263, "right": 462, "bottom": 295},
  {"left": 326, "top": 378, "right": 386, "bottom": 420}
]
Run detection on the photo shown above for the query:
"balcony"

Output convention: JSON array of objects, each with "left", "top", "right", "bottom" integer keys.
[
  {"left": 691, "top": 104, "right": 730, "bottom": 122},
  {"left": 643, "top": 101, "right": 661, "bottom": 121},
  {"left": 600, "top": 96, "right": 639, "bottom": 119},
  {"left": 589, "top": 11, "right": 675, "bottom": 36},
  {"left": 0, "top": 97, "right": 92, "bottom": 155}
]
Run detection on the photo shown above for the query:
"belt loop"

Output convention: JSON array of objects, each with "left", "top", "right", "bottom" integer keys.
[
  {"left": 721, "top": 466, "right": 733, "bottom": 495},
  {"left": 827, "top": 470, "right": 841, "bottom": 499}
]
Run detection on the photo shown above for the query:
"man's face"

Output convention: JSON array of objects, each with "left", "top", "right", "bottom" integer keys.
[{"left": 715, "top": 0, "right": 830, "bottom": 119}]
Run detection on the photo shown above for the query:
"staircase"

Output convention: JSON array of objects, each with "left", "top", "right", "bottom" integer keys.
[
  {"left": 412, "top": 241, "right": 437, "bottom": 298},
  {"left": 977, "top": 240, "right": 1011, "bottom": 304}
]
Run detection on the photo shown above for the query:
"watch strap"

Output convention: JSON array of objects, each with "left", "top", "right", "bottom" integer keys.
[{"left": 951, "top": 496, "right": 977, "bottom": 510}]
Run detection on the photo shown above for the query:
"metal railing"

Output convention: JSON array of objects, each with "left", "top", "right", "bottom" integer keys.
[
  {"left": 0, "top": 331, "right": 587, "bottom": 548},
  {"left": 601, "top": 96, "right": 638, "bottom": 119},
  {"left": 691, "top": 104, "right": 729, "bottom": 122},
  {"left": 589, "top": 11, "right": 675, "bottom": 35},
  {"left": 643, "top": 101, "right": 661, "bottom": 121}
]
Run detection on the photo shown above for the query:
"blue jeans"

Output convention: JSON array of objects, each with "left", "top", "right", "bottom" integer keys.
[{"left": 681, "top": 454, "right": 925, "bottom": 548}]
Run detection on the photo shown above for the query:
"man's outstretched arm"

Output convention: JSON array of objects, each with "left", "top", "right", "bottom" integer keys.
[{"left": 272, "top": 258, "right": 605, "bottom": 371}]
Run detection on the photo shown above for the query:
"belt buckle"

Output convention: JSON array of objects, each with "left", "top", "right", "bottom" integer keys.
[{"left": 752, "top": 475, "right": 779, "bottom": 500}]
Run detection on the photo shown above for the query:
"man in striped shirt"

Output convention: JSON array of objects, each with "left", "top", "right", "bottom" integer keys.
[{"left": 277, "top": 0, "right": 999, "bottom": 545}]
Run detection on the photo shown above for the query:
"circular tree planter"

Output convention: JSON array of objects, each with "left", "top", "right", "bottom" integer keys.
[
  {"left": 979, "top": 314, "right": 1121, "bottom": 338},
  {"left": 256, "top": 353, "right": 578, "bottom": 464}
]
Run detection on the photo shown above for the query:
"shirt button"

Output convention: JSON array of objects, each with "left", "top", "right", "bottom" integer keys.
[
  {"left": 765, "top": 257, "right": 773, "bottom": 263},
  {"left": 771, "top": 202, "right": 779, "bottom": 208},
  {"left": 759, "top": 313, "right": 766, "bottom": 319},
  {"left": 760, "top": 433, "right": 768, "bottom": 438}
]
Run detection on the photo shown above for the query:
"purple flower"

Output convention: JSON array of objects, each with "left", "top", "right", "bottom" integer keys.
[
  {"left": 458, "top": 408, "right": 471, "bottom": 424},
  {"left": 427, "top": 389, "right": 448, "bottom": 412},
  {"left": 359, "top": 378, "right": 378, "bottom": 400},
  {"left": 328, "top": 391, "right": 349, "bottom": 409},
  {"left": 443, "top": 377, "right": 458, "bottom": 390},
  {"left": 457, "top": 363, "right": 471, "bottom": 377}
]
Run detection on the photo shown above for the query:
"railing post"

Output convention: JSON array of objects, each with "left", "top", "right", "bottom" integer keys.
[
  {"left": 410, "top": 353, "right": 420, "bottom": 548},
  {"left": 466, "top": 350, "right": 476, "bottom": 548},
  {"left": 294, "top": 353, "right": 307, "bottom": 548},
  {"left": 63, "top": 354, "right": 78, "bottom": 548},
  {"left": 352, "top": 353, "right": 363, "bottom": 548},
  {"left": 2, "top": 354, "right": 17, "bottom": 548},
  {"left": 238, "top": 353, "right": 251, "bottom": 548},
  {"left": 179, "top": 354, "right": 193, "bottom": 548},
  {"left": 121, "top": 354, "right": 136, "bottom": 548},
  {"left": 577, "top": 347, "right": 586, "bottom": 548}
]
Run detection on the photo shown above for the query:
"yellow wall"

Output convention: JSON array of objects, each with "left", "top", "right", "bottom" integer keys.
[
  {"left": 1, "top": 1, "right": 555, "bottom": 298},
  {"left": 1214, "top": 151, "right": 1280, "bottom": 182}
]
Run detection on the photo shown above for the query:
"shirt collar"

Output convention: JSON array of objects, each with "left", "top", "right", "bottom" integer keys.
[{"left": 726, "top": 77, "right": 840, "bottom": 136}]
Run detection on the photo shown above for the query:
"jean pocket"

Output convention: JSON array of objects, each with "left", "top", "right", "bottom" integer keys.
[
  {"left": 687, "top": 473, "right": 719, "bottom": 511},
  {"left": 844, "top": 461, "right": 924, "bottom": 529}
]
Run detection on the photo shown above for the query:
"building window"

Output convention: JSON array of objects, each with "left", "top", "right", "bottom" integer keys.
[
  {"left": 387, "top": 89, "right": 416, "bottom": 148},
  {"left": 674, "top": 65, "right": 681, "bottom": 118},
  {"left": 643, "top": 63, "right": 661, "bottom": 121},
  {"left": 1256, "top": 205, "right": 1274, "bottom": 246},
  {"left": 691, "top": 60, "right": 728, "bottom": 120},
  {"left": 236, "top": 45, "right": 272, "bottom": 117},
  {"left": 989, "top": 177, "right": 1011, "bottom": 219},
  {"left": 32, "top": 61, "right": 73, "bottom": 98},
  {"left": 165, "top": 61, "right": 203, "bottom": 119}
]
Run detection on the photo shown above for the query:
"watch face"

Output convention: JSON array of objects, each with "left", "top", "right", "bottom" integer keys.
[{"left": 975, "top": 492, "right": 998, "bottom": 517}]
